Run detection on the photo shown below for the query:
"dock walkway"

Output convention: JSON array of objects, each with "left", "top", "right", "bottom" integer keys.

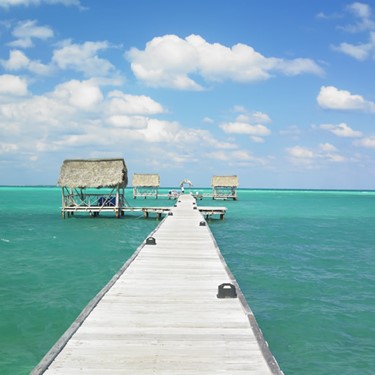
[
  {"left": 32, "top": 194, "right": 282, "bottom": 374},
  {"left": 61, "top": 201, "right": 227, "bottom": 220},
  {"left": 122, "top": 204, "right": 227, "bottom": 220}
]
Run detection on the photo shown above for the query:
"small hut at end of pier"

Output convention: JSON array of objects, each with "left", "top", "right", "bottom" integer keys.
[
  {"left": 211, "top": 175, "right": 238, "bottom": 200},
  {"left": 58, "top": 158, "right": 128, "bottom": 218},
  {"left": 132, "top": 173, "right": 160, "bottom": 199}
]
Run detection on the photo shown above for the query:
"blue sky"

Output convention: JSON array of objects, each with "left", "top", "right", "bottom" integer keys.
[{"left": 1, "top": 0, "right": 375, "bottom": 188}]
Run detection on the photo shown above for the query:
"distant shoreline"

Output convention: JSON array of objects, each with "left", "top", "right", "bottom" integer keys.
[{"left": 1, "top": 185, "right": 375, "bottom": 193}]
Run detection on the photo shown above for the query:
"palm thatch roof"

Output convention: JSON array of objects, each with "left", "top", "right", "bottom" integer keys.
[
  {"left": 132, "top": 173, "right": 160, "bottom": 187},
  {"left": 58, "top": 159, "right": 128, "bottom": 188},
  {"left": 212, "top": 175, "right": 239, "bottom": 187}
]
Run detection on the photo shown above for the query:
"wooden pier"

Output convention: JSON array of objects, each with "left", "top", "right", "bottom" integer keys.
[
  {"left": 32, "top": 194, "right": 282, "bottom": 375},
  {"left": 62, "top": 202, "right": 227, "bottom": 220}
]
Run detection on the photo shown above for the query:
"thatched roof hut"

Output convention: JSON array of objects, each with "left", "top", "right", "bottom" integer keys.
[
  {"left": 58, "top": 159, "right": 128, "bottom": 189},
  {"left": 212, "top": 175, "right": 239, "bottom": 187},
  {"left": 132, "top": 173, "right": 160, "bottom": 187},
  {"left": 211, "top": 175, "right": 239, "bottom": 200}
]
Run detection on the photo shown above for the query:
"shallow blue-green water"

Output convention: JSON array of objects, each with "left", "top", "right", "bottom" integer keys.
[{"left": 0, "top": 187, "right": 374, "bottom": 374}]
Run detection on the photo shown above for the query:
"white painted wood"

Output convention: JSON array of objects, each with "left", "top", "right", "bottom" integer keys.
[{"left": 36, "top": 194, "right": 281, "bottom": 375}]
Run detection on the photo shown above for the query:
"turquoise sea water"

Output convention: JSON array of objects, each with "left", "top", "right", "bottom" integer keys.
[{"left": 0, "top": 187, "right": 374, "bottom": 375}]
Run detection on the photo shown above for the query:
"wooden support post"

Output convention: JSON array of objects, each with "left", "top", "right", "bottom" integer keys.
[{"left": 116, "top": 188, "right": 120, "bottom": 219}]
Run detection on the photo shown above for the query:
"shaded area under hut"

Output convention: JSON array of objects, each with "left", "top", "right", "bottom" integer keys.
[
  {"left": 211, "top": 175, "right": 239, "bottom": 200},
  {"left": 132, "top": 173, "right": 160, "bottom": 199},
  {"left": 58, "top": 158, "right": 128, "bottom": 218}
]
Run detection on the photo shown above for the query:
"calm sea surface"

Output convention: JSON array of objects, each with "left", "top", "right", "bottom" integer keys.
[{"left": 0, "top": 187, "right": 374, "bottom": 375}]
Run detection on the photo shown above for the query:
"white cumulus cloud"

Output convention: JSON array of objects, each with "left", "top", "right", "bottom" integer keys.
[
  {"left": 0, "top": 74, "right": 237, "bottom": 166},
  {"left": 1, "top": 50, "right": 29, "bottom": 70},
  {"left": 287, "top": 146, "right": 315, "bottom": 159},
  {"left": 319, "top": 143, "right": 337, "bottom": 152},
  {"left": 126, "top": 34, "right": 323, "bottom": 90},
  {"left": 286, "top": 144, "right": 346, "bottom": 165},
  {"left": 107, "top": 91, "right": 165, "bottom": 115},
  {"left": 0, "top": 74, "right": 28, "bottom": 96},
  {"left": 8, "top": 20, "right": 54, "bottom": 48},
  {"left": 317, "top": 86, "right": 375, "bottom": 112},
  {"left": 319, "top": 123, "right": 363, "bottom": 138},
  {"left": 126, "top": 34, "right": 201, "bottom": 90},
  {"left": 249, "top": 111, "right": 272, "bottom": 124},
  {"left": 0, "top": 0, "right": 81, "bottom": 8},
  {"left": 355, "top": 136, "right": 375, "bottom": 148},
  {"left": 206, "top": 149, "right": 256, "bottom": 162},
  {"left": 0, "top": 142, "right": 18, "bottom": 154},
  {"left": 235, "top": 111, "right": 272, "bottom": 125},
  {"left": 1, "top": 50, "right": 53, "bottom": 75},
  {"left": 220, "top": 122, "right": 271, "bottom": 136},
  {"left": 51, "top": 79, "right": 104, "bottom": 110},
  {"left": 52, "top": 40, "right": 115, "bottom": 77},
  {"left": 106, "top": 115, "right": 148, "bottom": 129},
  {"left": 333, "top": 31, "right": 375, "bottom": 60},
  {"left": 332, "top": 2, "right": 375, "bottom": 59},
  {"left": 344, "top": 2, "right": 375, "bottom": 32},
  {"left": 219, "top": 111, "right": 272, "bottom": 143}
]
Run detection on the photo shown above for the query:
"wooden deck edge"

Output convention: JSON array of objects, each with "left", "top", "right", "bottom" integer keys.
[
  {"left": 205, "top": 224, "right": 284, "bottom": 375},
  {"left": 29, "top": 218, "right": 166, "bottom": 375}
]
